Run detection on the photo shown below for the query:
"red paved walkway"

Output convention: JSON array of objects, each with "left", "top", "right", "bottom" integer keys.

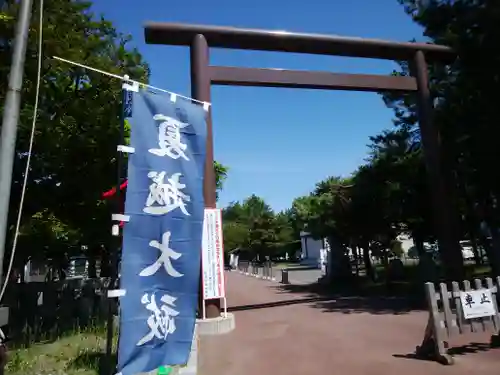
[{"left": 199, "top": 272, "right": 500, "bottom": 375}]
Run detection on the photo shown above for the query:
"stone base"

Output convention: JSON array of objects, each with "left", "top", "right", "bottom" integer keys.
[{"left": 196, "top": 313, "right": 236, "bottom": 336}]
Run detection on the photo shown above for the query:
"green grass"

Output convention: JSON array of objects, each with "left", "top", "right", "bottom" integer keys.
[
  {"left": 6, "top": 325, "right": 117, "bottom": 375},
  {"left": 465, "top": 263, "right": 491, "bottom": 279},
  {"left": 334, "top": 262, "right": 495, "bottom": 299},
  {"left": 272, "top": 262, "right": 301, "bottom": 269},
  {"left": 372, "top": 261, "right": 492, "bottom": 281}
]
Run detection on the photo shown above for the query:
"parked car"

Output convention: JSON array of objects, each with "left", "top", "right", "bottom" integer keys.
[
  {"left": 459, "top": 240, "right": 475, "bottom": 261},
  {"left": 407, "top": 243, "right": 437, "bottom": 260}
]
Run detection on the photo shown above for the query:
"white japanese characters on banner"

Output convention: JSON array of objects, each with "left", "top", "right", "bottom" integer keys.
[
  {"left": 201, "top": 208, "right": 226, "bottom": 300},
  {"left": 117, "top": 89, "right": 207, "bottom": 375},
  {"left": 460, "top": 289, "right": 496, "bottom": 319}
]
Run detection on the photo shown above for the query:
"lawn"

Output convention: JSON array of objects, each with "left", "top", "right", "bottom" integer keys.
[
  {"left": 272, "top": 261, "right": 301, "bottom": 269},
  {"left": 327, "top": 262, "right": 495, "bottom": 299},
  {"left": 6, "top": 326, "right": 117, "bottom": 375}
]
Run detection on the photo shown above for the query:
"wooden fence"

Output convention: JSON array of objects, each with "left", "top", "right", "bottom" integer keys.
[
  {"left": 416, "top": 277, "right": 500, "bottom": 364},
  {"left": 3, "top": 277, "right": 117, "bottom": 347},
  {"left": 237, "top": 261, "right": 276, "bottom": 280}
]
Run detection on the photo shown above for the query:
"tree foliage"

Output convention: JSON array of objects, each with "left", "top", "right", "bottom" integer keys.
[
  {"left": 221, "top": 195, "right": 298, "bottom": 260},
  {"left": 286, "top": 0, "right": 500, "bottom": 281},
  {"left": 214, "top": 161, "right": 228, "bottom": 201},
  {"left": 1, "top": 0, "right": 150, "bottom": 268},
  {"left": 0, "top": 1, "right": 229, "bottom": 273},
  {"left": 4, "top": 0, "right": 500, "bottom": 285}
]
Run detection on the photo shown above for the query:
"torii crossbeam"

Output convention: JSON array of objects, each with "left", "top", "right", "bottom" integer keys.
[{"left": 142, "top": 22, "right": 460, "bottom": 319}]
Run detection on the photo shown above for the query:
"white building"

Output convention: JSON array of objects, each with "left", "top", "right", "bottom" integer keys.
[
  {"left": 299, "top": 231, "right": 329, "bottom": 270},
  {"left": 299, "top": 231, "right": 477, "bottom": 269},
  {"left": 299, "top": 233, "right": 418, "bottom": 265},
  {"left": 397, "top": 234, "right": 416, "bottom": 255}
]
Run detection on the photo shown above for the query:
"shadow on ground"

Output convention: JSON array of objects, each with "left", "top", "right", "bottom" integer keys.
[
  {"left": 283, "top": 265, "right": 320, "bottom": 271},
  {"left": 266, "top": 262, "right": 493, "bottom": 315},
  {"left": 67, "top": 351, "right": 117, "bottom": 375},
  {"left": 269, "top": 281, "right": 426, "bottom": 315},
  {"left": 393, "top": 342, "right": 495, "bottom": 362},
  {"left": 228, "top": 296, "right": 335, "bottom": 312}
]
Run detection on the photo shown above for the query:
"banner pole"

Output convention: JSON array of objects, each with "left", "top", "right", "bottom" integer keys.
[{"left": 104, "top": 76, "right": 129, "bottom": 375}]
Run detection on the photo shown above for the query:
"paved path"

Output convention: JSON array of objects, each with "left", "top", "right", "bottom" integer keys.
[
  {"left": 199, "top": 272, "right": 500, "bottom": 375},
  {"left": 286, "top": 267, "right": 322, "bottom": 284}
]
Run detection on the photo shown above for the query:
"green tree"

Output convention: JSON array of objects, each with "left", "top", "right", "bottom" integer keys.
[
  {"left": 214, "top": 161, "right": 229, "bottom": 201},
  {"left": 291, "top": 177, "right": 352, "bottom": 243},
  {"left": 273, "top": 210, "right": 300, "bottom": 258},
  {"left": 1, "top": 0, "right": 149, "bottom": 270},
  {"left": 391, "top": 0, "right": 500, "bottom": 277},
  {"left": 291, "top": 176, "right": 356, "bottom": 279},
  {"left": 281, "top": 0, "right": 500, "bottom": 284},
  {"left": 221, "top": 195, "right": 295, "bottom": 260}
]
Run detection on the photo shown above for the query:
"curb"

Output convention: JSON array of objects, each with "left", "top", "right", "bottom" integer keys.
[
  {"left": 235, "top": 269, "right": 280, "bottom": 283},
  {"left": 196, "top": 313, "right": 236, "bottom": 336}
]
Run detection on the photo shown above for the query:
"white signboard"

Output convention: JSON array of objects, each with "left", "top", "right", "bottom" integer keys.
[
  {"left": 460, "top": 289, "right": 497, "bottom": 320},
  {"left": 201, "top": 208, "right": 226, "bottom": 300}
]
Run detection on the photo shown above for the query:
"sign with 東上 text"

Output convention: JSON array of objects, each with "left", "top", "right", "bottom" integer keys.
[
  {"left": 459, "top": 288, "right": 497, "bottom": 320},
  {"left": 201, "top": 208, "right": 226, "bottom": 300}
]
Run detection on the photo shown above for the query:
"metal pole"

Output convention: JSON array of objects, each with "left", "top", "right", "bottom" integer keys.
[
  {"left": 0, "top": 0, "right": 34, "bottom": 286},
  {"left": 104, "top": 81, "right": 128, "bottom": 375},
  {"left": 190, "top": 34, "right": 221, "bottom": 318}
]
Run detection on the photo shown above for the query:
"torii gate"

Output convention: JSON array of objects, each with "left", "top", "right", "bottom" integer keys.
[{"left": 142, "top": 22, "right": 460, "bottom": 319}]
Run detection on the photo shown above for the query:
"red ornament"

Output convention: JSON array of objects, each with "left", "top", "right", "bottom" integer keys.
[{"left": 102, "top": 180, "right": 128, "bottom": 227}]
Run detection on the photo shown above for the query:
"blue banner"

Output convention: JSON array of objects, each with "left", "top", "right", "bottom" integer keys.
[{"left": 117, "top": 89, "right": 207, "bottom": 375}]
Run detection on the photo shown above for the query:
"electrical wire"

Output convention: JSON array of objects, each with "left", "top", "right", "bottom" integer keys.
[
  {"left": 52, "top": 56, "right": 211, "bottom": 108},
  {"left": 0, "top": 0, "right": 44, "bottom": 302}
]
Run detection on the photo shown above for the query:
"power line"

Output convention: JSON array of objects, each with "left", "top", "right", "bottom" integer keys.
[{"left": 52, "top": 56, "right": 211, "bottom": 109}]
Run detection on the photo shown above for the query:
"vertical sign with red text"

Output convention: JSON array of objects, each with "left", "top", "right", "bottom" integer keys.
[{"left": 201, "top": 208, "right": 226, "bottom": 300}]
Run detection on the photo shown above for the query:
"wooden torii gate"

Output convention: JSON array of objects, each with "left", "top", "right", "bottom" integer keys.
[{"left": 143, "top": 22, "right": 460, "bottom": 319}]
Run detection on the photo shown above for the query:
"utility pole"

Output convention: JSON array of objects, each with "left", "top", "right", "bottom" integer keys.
[{"left": 0, "top": 0, "right": 34, "bottom": 285}]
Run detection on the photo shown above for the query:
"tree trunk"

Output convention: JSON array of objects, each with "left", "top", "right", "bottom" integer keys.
[
  {"left": 413, "top": 233, "right": 426, "bottom": 258},
  {"left": 437, "top": 229, "right": 464, "bottom": 280},
  {"left": 381, "top": 249, "right": 389, "bottom": 271},
  {"left": 470, "top": 236, "right": 482, "bottom": 265},
  {"left": 353, "top": 245, "right": 360, "bottom": 277},
  {"left": 472, "top": 195, "right": 500, "bottom": 276},
  {"left": 477, "top": 198, "right": 500, "bottom": 276},
  {"left": 326, "top": 237, "right": 350, "bottom": 280},
  {"left": 362, "top": 244, "right": 375, "bottom": 281},
  {"left": 437, "top": 151, "right": 465, "bottom": 281},
  {"left": 100, "top": 248, "right": 111, "bottom": 277},
  {"left": 87, "top": 256, "right": 97, "bottom": 278},
  {"left": 485, "top": 226, "right": 500, "bottom": 277}
]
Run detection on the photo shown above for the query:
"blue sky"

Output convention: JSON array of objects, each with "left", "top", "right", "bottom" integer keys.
[{"left": 91, "top": 0, "right": 424, "bottom": 212}]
